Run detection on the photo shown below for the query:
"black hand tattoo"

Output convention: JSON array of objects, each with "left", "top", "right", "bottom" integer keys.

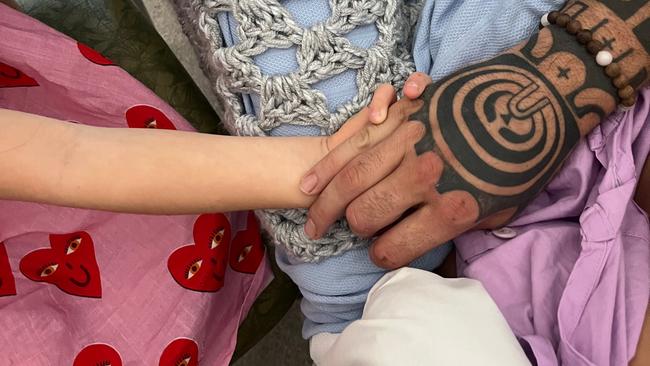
[
  {"left": 413, "top": 0, "right": 649, "bottom": 220},
  {"left": 413, "top": 53, "right": 582, "bottom": 218}
]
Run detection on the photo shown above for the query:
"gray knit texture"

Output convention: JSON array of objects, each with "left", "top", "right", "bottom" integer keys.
[{"left": 174, "top": 0, "right": 420, "bottom": 262}]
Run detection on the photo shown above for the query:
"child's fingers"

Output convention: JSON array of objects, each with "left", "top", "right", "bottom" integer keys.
[
  {"left": 326, "top": 107, "right": 371, "bottom": 150},
  {"left": 368, "top": 84, "right": 397, "bottom": 124},
  {"left": 403, "top": 72, "right": 433, "bottom": 99}
]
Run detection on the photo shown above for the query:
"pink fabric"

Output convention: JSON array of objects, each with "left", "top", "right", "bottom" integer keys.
[
  {"left": 0, "top": 5, "right": 272, "bottom": 365},
  {"left": 457, "top": 88, "right": 650, "bottom": 365}
]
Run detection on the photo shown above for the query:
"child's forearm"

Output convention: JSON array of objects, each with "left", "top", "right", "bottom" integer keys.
[{"left": 0, "top": 108, "right": 322, "bottom": 213}]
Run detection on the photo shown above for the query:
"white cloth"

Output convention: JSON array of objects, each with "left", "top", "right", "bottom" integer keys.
[{"left": 310, "top": 268, "right": 531, "bottom": 366}]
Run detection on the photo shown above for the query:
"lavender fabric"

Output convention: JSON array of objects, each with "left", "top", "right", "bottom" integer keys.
[{"left": 456, "top": 89, "right": 650, "bottom": 365}]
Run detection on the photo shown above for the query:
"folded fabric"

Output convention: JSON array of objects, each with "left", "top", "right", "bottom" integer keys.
[
  {"left": 456, "top": 88, "right": 650, "bottom": 365},
  {"left": 310, "top": 268, "right": 531, "bottom": 366}
]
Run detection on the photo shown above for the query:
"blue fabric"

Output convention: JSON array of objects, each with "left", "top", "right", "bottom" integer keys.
[
  {"left": 413, "top": 0, "right": 564, "bottom": 81},
  {"left": 217, "top": 0, "right": 377, "bottom": 136},
  {"left": 277, "top": 239, "right": 451, "bottom": 338},
  {"left": 217, "top": 0, "right": 564, "bottom": 338}
]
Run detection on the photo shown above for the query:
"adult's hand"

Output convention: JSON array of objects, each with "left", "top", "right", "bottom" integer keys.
[{"left": 301, "top": 0, "right": 650, "bottom": 269}]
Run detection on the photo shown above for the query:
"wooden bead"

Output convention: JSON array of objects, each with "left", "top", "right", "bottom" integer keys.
[
  {"left": 567, "top": 20, "right": 582, "bottom": 34},
  {"left": 548, "top": 11, "right": 561, "bottom": 24},
  {"left": 556, "top": 14, "right": 571, "bottom": 27},
  {"left": 587, "top": 40, "right": 603, "bottom": 54},
  {"left": 621, "top": 97, "right": 636, "bottom": 107},
  {"left": 618, "top": 85, "right": 635, "bottom": 99},
  {"left": 577, "top": 30, "right": 592, "bottom": 44},
  {"left": 612, "top": 75, "right": 627, "bottom": 88},
  {"left": 604, "top": 63, "right": 621, "bottom": 78}
]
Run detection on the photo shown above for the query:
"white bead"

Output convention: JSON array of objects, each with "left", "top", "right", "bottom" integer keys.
[
  {"left": 541, "top": 13, "right": 550, "bottom": 27},
  {"left": 596, "top": 51, "right": 613, "bottom": 66}
]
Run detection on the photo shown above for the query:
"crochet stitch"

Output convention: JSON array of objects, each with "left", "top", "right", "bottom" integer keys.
[{"left": 174, "top": 0, "right": 421, "bottom": 261}]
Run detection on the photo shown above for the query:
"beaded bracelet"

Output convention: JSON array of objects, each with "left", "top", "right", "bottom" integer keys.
[{"left": 540, "top": 10, "right": 637, "bottom": 109}]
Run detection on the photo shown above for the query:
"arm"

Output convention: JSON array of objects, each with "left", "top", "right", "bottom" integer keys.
[
  {"left": 0, "top": 107, "right": 373, "bottom": 214},
  {"left": 302, "top": 0, "right": 650, "bottom": 268}
]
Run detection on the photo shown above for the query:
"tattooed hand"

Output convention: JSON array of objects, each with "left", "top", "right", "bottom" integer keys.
[{"left": 300, "top": 0, "right": 650, "bottom": 269}]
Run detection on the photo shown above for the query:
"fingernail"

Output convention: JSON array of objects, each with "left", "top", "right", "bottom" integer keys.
[
  {"left": 370, "top": 108, "right": 382, "bottom": 122},
  {"left": 405, "top": 81, "right": 419, "bottom": 91},
  {"left": 300, "top": 173, "right": 318, "bottom": 194},
  {"left": 304, "top": 219, "right": 316, "bottom": 239}
]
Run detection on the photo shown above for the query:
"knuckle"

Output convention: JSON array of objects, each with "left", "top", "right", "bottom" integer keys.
[
  {"left": 373, "top": 246, "right": 398, "bottom": 268},
  {"left": 346, "top": 210, "right": 373, "bottom": 238},
  {"left": 363, "top": 147, "right": 385, "bottom": 170},
  {"left": 347, "top": 189, "right": 399, "bottom": 237},
  {"left": 372, "top": 240, "right": 411, "bottom": 269},
  {"left": 351, "top": 126, "right": 373, "bottom": 150},
  {"left": 414, "top": 153, "right": 441, "bottom": 187},
  {"left": 406, "top": 121, "right": 426, "bottom": 140},
  {"left": 339, "top": 160, "right": 369, "bottom": 188},
  {"left": 439, "top": 194, "right": 477, "bottom": 227},
  {"left": 345, "top": 205, "right": 366, "bottom": 236},
  {"left": 395, "top": 121, "right": 424, "bottom": 146}
]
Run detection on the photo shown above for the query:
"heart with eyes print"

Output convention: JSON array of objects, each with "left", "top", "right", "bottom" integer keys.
[
  {"left": 229, "top": 211, "right": 265, "bottom": 274},
  {"left": 77, "top": 42, "right": 114, "bottom": 66},
  {"left": 73, "top": 344, "right": 122, "bottom": 366},
  {"left": 159, "top": 338, "right": 199, "bottom": 366},
  {"left": 0, "top": 242, "right": 16, "bottom": 297},
  {"left": 168, "top": 214, "right": 231, "bottom": 292},
  {"left": 0, "top": 62, "right": 38, "bottom": 88},
  {"left": 19, "top": 232, "right": 102, "bottom": 298},
  {"left": 126, "top": 105, "right": 177, "bottom": 130}
]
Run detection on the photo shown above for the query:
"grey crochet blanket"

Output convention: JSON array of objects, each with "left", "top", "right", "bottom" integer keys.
[{"left": 174, "top": 0, "right": 420, "bottom": 262}]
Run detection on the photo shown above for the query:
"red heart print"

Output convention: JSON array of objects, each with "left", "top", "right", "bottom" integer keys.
[
  {"left": 77, "top": 42, "right": 114, "bottom": 66},
  {"left": 0, "top": 62, "right": 39, "bottom": 88},
  {"left": 229, "top": 211, "right": 265, "bottom": 274},
  {"left": 19, "top": 232, "right": 102, "bottom": 298},
  {"left": 168, "top": 214, "right": 231, "bottom": 292},
  {"left": 0, "top": 242, "right": 16, "bottom": 297},
  {"left": 126, "top": 105, "right": 177, "bottom": 130},
  {"left": 159, "top": 338, "right": 199, "bottom": 366},
  {"left": 73, "top": 343, "right": 122, "bottom": 366}
]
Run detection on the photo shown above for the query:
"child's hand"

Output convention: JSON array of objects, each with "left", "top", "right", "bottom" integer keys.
[
  {"left": 325, "top": 72, "right": 432, "bottom": 151},
  {"left": 324, "top": 84, "right": 393, "bottom": 151},
  {"left": 368, "top": 72, "right": 434, "bottom": 124}
]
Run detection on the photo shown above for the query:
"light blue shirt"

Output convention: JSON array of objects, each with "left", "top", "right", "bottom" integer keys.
[{"left": 217, "top": 0, "right": 563, "bottom": 338}]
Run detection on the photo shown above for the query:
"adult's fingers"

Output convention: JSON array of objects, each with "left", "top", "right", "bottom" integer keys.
[
  {"left": 305, "top": 121, "right": 425, "bottom": 239},
  {"left": 403, "top": 72, "right": 433, "bottom": 100},
  {"left": 345, "top": 151, "right": 444, "bottom": 238},
  {"left": 370, "top": 190, "right": 480, "bottom": 269},
  {"left": 300, "top": 98, "right": 423, "bottom": 196},
  {"left": 368, "top": 84, "right": 397, "bottom": 124}
]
